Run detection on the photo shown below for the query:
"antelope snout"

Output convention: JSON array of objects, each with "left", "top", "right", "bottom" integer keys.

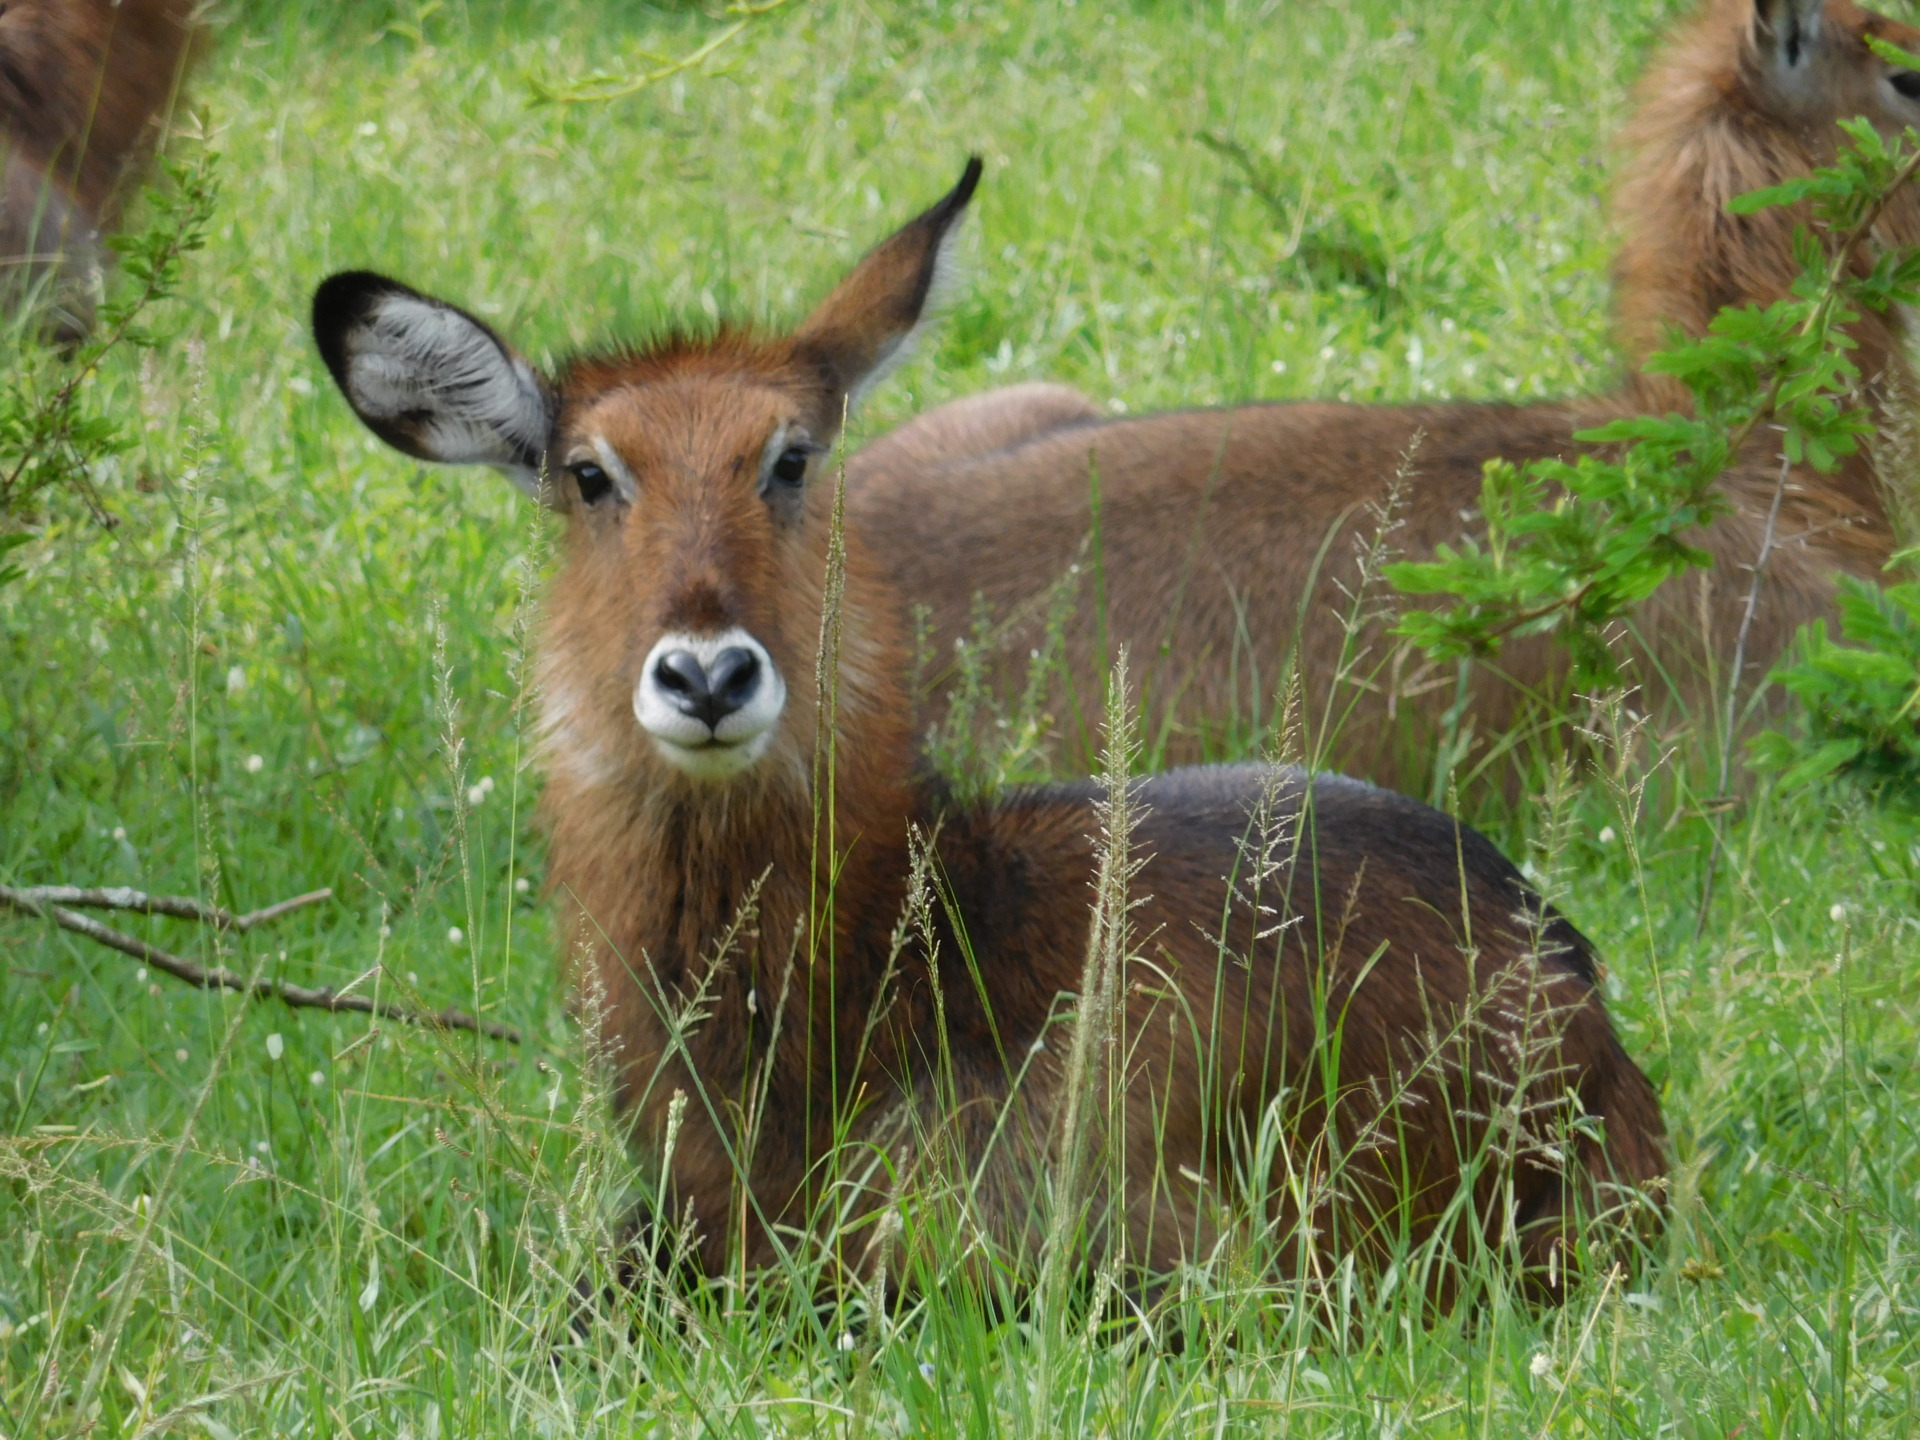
[{"left": 635, "top": 628, "right": 787, "bottom": 779}]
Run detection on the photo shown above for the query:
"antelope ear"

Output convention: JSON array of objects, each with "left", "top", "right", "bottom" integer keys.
[
  {"left": 312, "top": 271, "right": 555, "bottom": 498},
  {"left": 1752, "top": 0, "right": 1828, "bottom": 73},
  {"left": 792, "top": 157, "right": 982, "bottom": 419}
]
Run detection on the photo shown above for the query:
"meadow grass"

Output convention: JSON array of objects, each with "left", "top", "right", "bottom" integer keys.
[{"left": 1, "top": 0, "right": 1917, "bottom": 1433}]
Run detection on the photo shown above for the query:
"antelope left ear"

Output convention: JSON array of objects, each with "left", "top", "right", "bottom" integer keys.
[
  {"left": 793, "top": 156, "right": 983, "bottom": 420},
  {"left": 312, "top": 271, "right": 556, "bottom": 499}
]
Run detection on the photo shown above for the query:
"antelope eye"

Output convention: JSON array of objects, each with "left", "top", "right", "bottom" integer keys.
[
  {"left": 1892, "top": 71, "right": 1920, "bottom": 100},
  {"left": 569, "top": 460, "right": 613, "bottom": 505},
  {"left": 770, "top": 447, "right": 810, "bottom": 487}
]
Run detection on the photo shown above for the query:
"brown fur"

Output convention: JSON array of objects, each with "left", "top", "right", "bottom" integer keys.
[
  {"left": 0, "top": 0, "right": 199, "bottom": 338},
  {"left": 314, "top": 179, "right": 1667, "bottom": 1301},
  {"left": 848, "top": 0, "right": 1920, "bottom": 787}
]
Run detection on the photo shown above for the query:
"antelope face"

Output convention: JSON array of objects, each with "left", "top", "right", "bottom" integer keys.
[
  {"left": 550, "top": 373, "right": 832, "bottom": 781},
  {"left": 1746, "top": 2, "right": 1920, "bottom": 250},
  {"left": 1754, "top": 3, "right": 1920, "bottom": 137},
  {"left": 312, "top": 159, "right": 981, "bottom": 788}
]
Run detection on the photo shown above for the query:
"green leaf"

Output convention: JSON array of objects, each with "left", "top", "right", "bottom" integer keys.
[
  {"left": 1867, "top": 35, "right": 1920, "bottom": 73},
  {"left": 1778, "top": 737, "right": 1867, "bottom": 789}
]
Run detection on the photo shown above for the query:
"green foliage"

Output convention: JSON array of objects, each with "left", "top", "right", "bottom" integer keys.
[
  {"left": 1386, "top": 119, "right": 1920, "bottom": 687},
  {"left": 0, "top": 150, "right": 219, "bottom": 591},
  {"left": 2, "top": 3, "right": 1918, "bottom": 1435},
  {"left": 1751, "top": 562, "right": 1920, "bottom": 800}
]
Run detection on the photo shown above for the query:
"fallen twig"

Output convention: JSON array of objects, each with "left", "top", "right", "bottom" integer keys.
[
  {"left": 2, "top": 884, "right": 334, "bottom": 931},
  {"left": 0, "top": 883, "right": 520, "bottom": 1044}
]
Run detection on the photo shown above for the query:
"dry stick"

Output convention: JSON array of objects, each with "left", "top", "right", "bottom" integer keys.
[
  {"left": 2, "top": 883, "right": 334, "bottom": 931},
  {"left": 0, "top": 885, "right": 520, "bottom": 1044},
  {"left": 1695, "top": 450, "right": 1794, "bottom": 939}
]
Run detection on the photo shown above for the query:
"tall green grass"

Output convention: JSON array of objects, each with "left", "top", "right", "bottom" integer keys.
[{"left": 0, "top": 0, "right": 1916, "bottom": 1434}]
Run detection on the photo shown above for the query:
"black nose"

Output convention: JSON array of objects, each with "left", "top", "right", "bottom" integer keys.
[{"left": 653, "top": 647, "right": 761, "bottom": 730}]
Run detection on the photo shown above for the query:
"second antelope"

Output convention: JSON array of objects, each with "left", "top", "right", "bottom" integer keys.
[
  {"left": 850, "top": 0, "right": 1920, "bottom": 787},
  {"left": 0, "top": 0, "right": 199, "bottom": 339},
  {"left": 313, "top": 165, "right": 1666, "bottom": 1304}
]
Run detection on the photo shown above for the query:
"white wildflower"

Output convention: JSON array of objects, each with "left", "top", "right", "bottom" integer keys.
[
  {"left": 245, "top": 754, "right": 264, "bottom": 774},
  {"left": 265, "top": 1033, "right": 284, "bottom": 1061}
]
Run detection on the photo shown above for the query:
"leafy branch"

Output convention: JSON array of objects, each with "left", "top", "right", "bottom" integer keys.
[
  {"left": 1750, "top": 557, "right": 1920, "bottom": 802},
  {"left": 1385, "top": 117, "right": 1920, "bottom": 688},
  {"left": 0, "top": 147, "right": 220, "bottom": 578}
]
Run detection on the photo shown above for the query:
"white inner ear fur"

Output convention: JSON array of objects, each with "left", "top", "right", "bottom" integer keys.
[
  {"left": 587, "top": 435, "right": 639, "bottom": 502},
  {"left": 845, "top": 221, "right": 969, "bottom": 414},
  {"left": 345, "top": 292, "right": 551, "bottom": 494}
]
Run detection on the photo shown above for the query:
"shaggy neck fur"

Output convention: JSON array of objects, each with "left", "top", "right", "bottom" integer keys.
[{"left": 536, "top": 506, "right": 925, "bottom": 1239}]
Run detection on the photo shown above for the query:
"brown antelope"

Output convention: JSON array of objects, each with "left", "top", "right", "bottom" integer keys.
[
  {"left": 846, "top": 0, "right": 1920, "bottom": 787},
  {"left": 0, "top": 0, "right": 199, "bottom": 340},
  {"left": 311, "top": 167, "right": 1666, "bottom": 1301}
]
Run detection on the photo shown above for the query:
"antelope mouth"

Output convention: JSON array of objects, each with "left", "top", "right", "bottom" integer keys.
[{"left": 634, "top": 629, "right": 787, "bottom": 780}]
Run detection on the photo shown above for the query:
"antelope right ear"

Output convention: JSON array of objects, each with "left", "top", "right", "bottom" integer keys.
[
  {"left": 792, "top": 157, "right": 983, "bottom": 420},
  {"left": 312, "top": 272, "right": 556, "bottom": 499}
]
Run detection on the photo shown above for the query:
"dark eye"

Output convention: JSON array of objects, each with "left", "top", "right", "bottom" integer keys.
[
  {"left": 569, "top": 460, "right": 613, "bottom": 505},
  {"left": 770, "top": 447, "right": 809, "bottom": 487},
  {"left": 1892, "top": 71, "right": 1920, "bottom": 100}
]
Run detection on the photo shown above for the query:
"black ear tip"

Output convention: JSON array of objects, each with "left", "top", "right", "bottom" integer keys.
[
  {"left": 954, "top": 155, "right": 984, "bottom": 208},
  {"left": 312, "top": 271, "right": 408, "bottom": 382},
  {"left": 312, "top": 272, "right": 378, "bottom": 343},
  {"left": 925, "top": 156, "right": 984, "bottom": 227},
  {"left": 312, "top": 270, "right": 402, "bottom": 327}
]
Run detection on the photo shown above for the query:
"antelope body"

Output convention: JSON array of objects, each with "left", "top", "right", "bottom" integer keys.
[
  {"left": 0, "top": 0, "right": 198, "bottom": 340},
  {"left": 848, "top": 0, "right": 1920, "bottom": 786},
  {"left": 313, "top": 169, "right": 1665, "bottom": 1298}
]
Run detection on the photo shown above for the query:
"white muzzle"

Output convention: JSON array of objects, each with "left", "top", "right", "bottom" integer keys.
[{"left": 634, "top": 628, "right": 786, "bottom": 780}]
